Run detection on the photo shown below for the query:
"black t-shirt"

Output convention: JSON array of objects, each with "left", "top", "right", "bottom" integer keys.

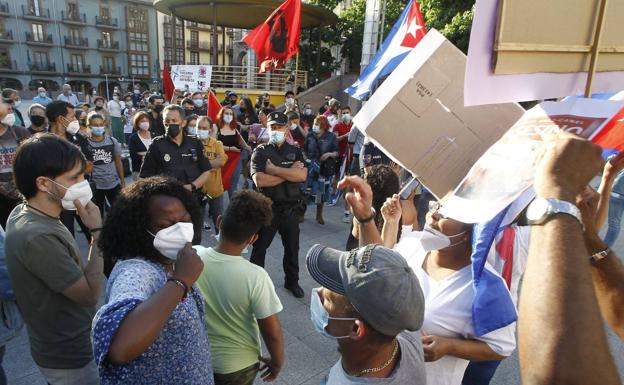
[
  {"left": 139, "top": 135, "right": 211, "bottom": 184},
  {"left": 251, "top": 142, "right": 304, "bottom": 204},
  {"left": 149, "top": 112, "right": 165, "bottom": 137},
  {"left": 361, "top": 142, "right": 390, "bottom": 168},
  {"left": 68, "top": 132, "right": 94, "bottom": 162}
]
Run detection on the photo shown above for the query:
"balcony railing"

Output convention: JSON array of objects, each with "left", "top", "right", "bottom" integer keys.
[
  {"left": 95, "top": 16, "right": 118, "bottom": 28},
  {"left": 31, "top": 62, "right": 56, "bottom": 72},
  {"left": 180, "top": 64, "right": 308, "bottom": 92},
  {"left": 0, "top": 2, "right": 10, "bottom": 15},
  {"left": 187, "top": 22, "right": 213, "bottom": 31},
  {"left": 0, "top": 30, "right": 13, "bottom": 41},
  {"left": 64, "top": 36, "right": 88, "bottom": 47},
  {"left": 22, "top": 5, "right": 50, "bottom": 19},
  {"left": 100, "top": 65, "right": 121, "bottom": 75},
  {"left": 25, "top": 32, "right": 53, "bottom": 45},
  {"left": 0, "top": 60, "right": 17, "bottom": 71},
  {"left": 67, "top": 64, "right": 91, "bottom": 73},
  {"left": 97, "top": 40, "right": 120, "bottom": 50},
  {"left": 61, "top": 11, "right": 87, "bottom": 24},
  {"left": 186, "top": 40, "right": 211, "bottom": 51}
]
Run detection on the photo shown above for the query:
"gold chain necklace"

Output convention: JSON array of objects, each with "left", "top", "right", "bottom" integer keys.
[{"left": 355, "top": 339, "right": 399, "bottom": 377}]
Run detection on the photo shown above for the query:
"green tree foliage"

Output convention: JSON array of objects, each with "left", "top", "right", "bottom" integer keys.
[{"left": 301, "top": 0, "right": 475, "bottom": 77}]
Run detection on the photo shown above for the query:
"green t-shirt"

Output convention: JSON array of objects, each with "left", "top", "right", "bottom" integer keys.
[
  {"left": 195, "top": 246, "right": 283, "bottom": 374},
  {"left": 5, "top": 204, "right": 95, "bottom": 369}
]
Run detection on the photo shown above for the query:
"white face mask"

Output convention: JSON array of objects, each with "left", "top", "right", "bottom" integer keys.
[
  {"left": 290, "top": 123, "right": 297, "bottom": 130},
  {"left": 420, "top": 224, "right": 467, "bottom": 252},
  {"left": 47, "top": 179, "right": 93, "bottom": 211},
  {"left": 1, "top": 113, "right": 15, "bottom": 127},
  {"left": 39, "top": 92, "right": 47, "bottom": 98},
  {"left": 148, "top": 222, "right": 194, "bottom": 260},
  {"left": 139, "top": 121, "right": 150, "bottom": 131},
  {"left": 342, "top": 114, "right": 352, "bottom": 123},
  {"left": 125, "top": 101, "right": 133, "bottom": 108},
  {"left": 197, "top": 130, "right": 210, "bottom": 140},
  {"left": 13, "top": 100, "right": 21, "bottom": 108},
  {"left": 66, "top": 120, "right": 80, "bottom": 135},
  {"left": 193, "top": 99, "right": 204, "bottom": 107},
  {"left": 305, "top": 108, "right": 312, "bottom": 115},
  {"left": 286, "top": 98, "right": 294, "bottom": 106},
  {"left": 223, "top": 114, "right": 233, "bottom": 124},
  {"left": 312, "top": 125, "right": 320, "bottom": 134}
]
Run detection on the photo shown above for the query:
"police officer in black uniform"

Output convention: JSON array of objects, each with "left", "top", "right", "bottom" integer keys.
[
  {"left": 250, "top": 112, "right": 307, "bottom": 298},
  {"left": 139, "top": 104, "right": 212, "bottom": 222}
]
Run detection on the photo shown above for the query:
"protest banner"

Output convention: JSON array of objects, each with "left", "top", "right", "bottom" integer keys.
[
  {"left": 440, "top": 98, "right": 624, "bottom": 223},
  {"left": 352, "top": 29, "right": 524, "bottom": 199},
  {"left": 464, "top": 0, "right": 624, "bottom": 106},
  {"left": 170, "top": 65, "right": 213, "bottom": 92}
]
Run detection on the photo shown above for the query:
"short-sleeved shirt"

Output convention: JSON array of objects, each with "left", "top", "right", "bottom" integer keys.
[
  {"left": 250, "top": 142, "right": 305, "bottom": 204},
  {"left": 195, "top": 247, "right": 282, "bottom": 374},
  {"left": 325, "top": 331, "right": 427, "bottom": 384},
  {"left": 88, "top": 135, "right": 121, "bottom": 190},
  {"left": 332, "top": 123, "right": 352, "bottom": 157},
  {"left": 393, "top": 228, "right": 516, "bottom": 385},
  {"left": 139, "top": 135, "right": 212, "bottom": 184},
  {"left": 93, "top": 258, "right": 213, "bottom": 384},
  {"left": 201, "top": 137, "right": 227, "bottom": 198},
  {"left": 57, "top": 93, "right": 79, "bottom": 106},
  {"left": 5, "top": 204, "right": 94, "bottom": 369}
]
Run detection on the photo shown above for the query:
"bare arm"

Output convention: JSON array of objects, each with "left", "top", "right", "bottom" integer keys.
[
  {"left": 337, "top": 176, "right": 383, "bottom": 247},
  {"left": 381, "top": 195, "right": 401, "bottom": 249},
  {"left": 422, "top": 335, "right": 505, "bottom": 362},
  {"left": 519, "top": 133, "right": 619, "bottom": 385},
  {"left": 253, "top": 172, "right": 286, "bottom": 188},
  {"left": 191, "top": 170, "right": 212, "bottom": 190},
  {"left": 257, "top": 314, "right": 285, "bottom": 381},
  {"left": 596, "top": 152, "right": 624, "bottom": 229}
]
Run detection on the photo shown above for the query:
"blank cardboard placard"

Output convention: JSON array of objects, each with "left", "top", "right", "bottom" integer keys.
[{"left": 353, "top": 29, "right": 525, "bottom": 199}]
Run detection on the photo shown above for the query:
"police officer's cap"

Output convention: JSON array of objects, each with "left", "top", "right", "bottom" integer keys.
[{"left": 267, "top": 112, "right": 288, "bottom": 126}]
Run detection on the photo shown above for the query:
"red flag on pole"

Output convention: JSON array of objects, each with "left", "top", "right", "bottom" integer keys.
[
  {"left": 206, "top": 91, "right": 222, "bottom": 123},
  {"left": 243, "top": 0, "right": 301, "bottom": 73},
  {"left": 163, "top": 64, "right": 175, "bottom": 102}
]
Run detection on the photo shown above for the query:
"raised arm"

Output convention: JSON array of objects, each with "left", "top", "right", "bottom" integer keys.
[
  {"left": 519, "top": 133, "right": 620, "bottom": 385},
  {"left": 380, "top": 194, "right": 401, "bottom": 249},
  {"left": 596, "top": 151, "right": 624, "bottom": 229},
  {"left": 337, "top": 176, "right": 383, "bottom": 246}
]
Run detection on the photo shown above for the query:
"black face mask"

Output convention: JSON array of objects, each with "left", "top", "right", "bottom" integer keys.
[
  {"left": 30, "top": 115, "right": 45, "bottom": 127},
  {"left": 95, "top": 105, "right": 103, "bottom": 110},
  {"left": 153, "top": 105, "right": 164, "bottom": 113},
  {"left": 263, "top": 101, "right": 270, "bottom": 107},
  {"left": 166, "top": 124, "right": 180, "bottom": 138}
]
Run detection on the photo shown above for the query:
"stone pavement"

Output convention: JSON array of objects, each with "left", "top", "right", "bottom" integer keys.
[{"left": 4, "top": 199, "right": 624, "bottom": 385}]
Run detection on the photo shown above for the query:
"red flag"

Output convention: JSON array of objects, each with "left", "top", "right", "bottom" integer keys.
[
  {"left": 207, "top": 91, "right": 222, "bottom": 123},
  {"left": 243, "top": 0, "right": 301, "bottom": 73},
  {"left": 221, "top": 151, "right": 242, "bottom": 191},
  {"left": 163, "top": 64, "right": 175, "bottom": 102},
  {"left": 591, "top": 107, "right": 624, "bottom": 150}
]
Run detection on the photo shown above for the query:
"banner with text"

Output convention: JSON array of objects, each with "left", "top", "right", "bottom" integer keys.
[{"left": 170, "top": 65, "right": 212, "bottom": 93}]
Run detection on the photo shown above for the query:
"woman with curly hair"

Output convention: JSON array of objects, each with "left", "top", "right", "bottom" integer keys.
[{"left": 92, "top": 176, "right": 214, "bottom": 385}]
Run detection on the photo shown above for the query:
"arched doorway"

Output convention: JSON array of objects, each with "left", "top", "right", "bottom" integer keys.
[
  {"left": 68, "top": 80, "right": 92, "bottom": 96},
  {"left": 29, "top": 79, "right": 60, "bottom": 91},
  {"left": 97, "top": 81, "right": 120, "bottom": 99},
  {"left": 0, "top": 78, "right": 22, "bottom": 90}
]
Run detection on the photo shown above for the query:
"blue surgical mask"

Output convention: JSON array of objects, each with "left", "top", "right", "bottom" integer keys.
[
  {"left": 187, "top": 126, "right": 198, "bottom": 136},
  {"left": 197, "top": 130, "right": 210, "bottom": 140},
  {"left": 91, "top": 126, "right": 105, "bottom": 136},
  {"left": 310, "top": 288, "right": 357, "bottom": 339},
  {"left": 268, "top": 130, "right": 285, "bottom": 145},
  {"left": 312, "top": 125, "right": 321, "bottom": 134}
]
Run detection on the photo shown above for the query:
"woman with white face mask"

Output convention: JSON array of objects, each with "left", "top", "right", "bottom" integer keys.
[
  {"left": 128, "top": 111, "right": 152, "bottom": 181},
  {"left": 379, "top": 196, "right": 516, "bottom": 385},
  {"left": 217, "top": 107, "right": 251, "bottom": 200},
  {"left": 92, "top": 176, "right": 214, "bottom": 384}
]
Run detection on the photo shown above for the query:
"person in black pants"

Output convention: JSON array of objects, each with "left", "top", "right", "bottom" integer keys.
[{"left": 249, "top": 112, "right": 307, "bottom": 298}]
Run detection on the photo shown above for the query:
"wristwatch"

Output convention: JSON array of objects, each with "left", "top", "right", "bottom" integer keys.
[
  {"left": 590, "top": 247, "right": 611, "bottom": 263},
  {"left": 355, "top": 208, "right": 376, "bottom": 225},
  {"left": 526, "top": 198, "right": 583, "bottom": 228}
]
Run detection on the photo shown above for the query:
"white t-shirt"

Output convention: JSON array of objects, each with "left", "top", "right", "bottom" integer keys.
[
  {"left": 325, "top": 331, "right": 427, "bottom": 385},
  {"left": 108, "top": 100, "right": 122, "bottom": 118},
  {"left": 393, "top": 227, "right": 516, "bottom": 385}
]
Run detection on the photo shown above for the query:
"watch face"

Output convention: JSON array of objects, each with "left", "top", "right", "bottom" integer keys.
[{"left": 527, "top": 198, "right": 549, "bottom": 222}]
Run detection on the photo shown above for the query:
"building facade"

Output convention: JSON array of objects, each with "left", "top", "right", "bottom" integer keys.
[{"left": 0, "top": 0, "right": 160, "bottom": 96}]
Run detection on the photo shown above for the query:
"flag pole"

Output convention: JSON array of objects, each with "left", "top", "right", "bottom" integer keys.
[
  {"left": 584, "top": 0, "right": 609, "bottom": 98},
  {"left": 294, "top": 52, "right": 299, "bottom": 93}
]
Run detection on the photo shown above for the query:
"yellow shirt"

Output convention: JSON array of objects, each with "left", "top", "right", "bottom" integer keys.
[{"left": 201, "top": 137, "right": 227, "bottom": 198}]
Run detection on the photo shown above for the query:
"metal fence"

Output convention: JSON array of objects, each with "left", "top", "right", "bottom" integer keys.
[{"left": 206, "top": 65, "right": 308, "bottom": 92}]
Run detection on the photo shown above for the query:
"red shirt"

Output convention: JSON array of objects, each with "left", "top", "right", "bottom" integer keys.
[{"left": 333, "top": 122, "right": 352, "bottom": 157}]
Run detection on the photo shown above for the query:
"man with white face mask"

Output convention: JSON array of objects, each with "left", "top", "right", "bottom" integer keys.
[
  {"left": 250, "top": 112, "right": 307, "bottom": 298},
  {"left": 0, "top": 101, "right": 30, "bottom": 227},
  {"left": 5, "top": 134, "right": 104, "bottom": 385},
  {"left": 375, "top": 193, "right": 516, "bottom": 385},
  {"left": 47, "top": 101, "right": 95, "bottom": 240},
  {"left": 305, "top": 243, "right": 426, "bottom": 384}
]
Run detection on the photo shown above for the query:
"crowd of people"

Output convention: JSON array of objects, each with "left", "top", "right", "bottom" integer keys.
[{"left": 0, "top": 81, "right": 621, "bottom": 385}]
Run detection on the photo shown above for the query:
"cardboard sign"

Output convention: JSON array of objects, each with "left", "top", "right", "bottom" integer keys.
[
  {"left": 441, "top": 98, "right": 624, "bottom": 223},
  {"left": 352, "top": 29, "right": 525, "bottom": 199},
  {"left": 170, "top": 65, "right": 212, "bottom": 92}
]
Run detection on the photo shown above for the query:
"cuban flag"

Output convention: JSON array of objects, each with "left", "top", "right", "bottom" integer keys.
[{"left": 344, "top": 0, "right": 426, "bottom": 100}]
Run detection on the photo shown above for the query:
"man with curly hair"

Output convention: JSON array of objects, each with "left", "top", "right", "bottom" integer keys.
[{"left": 195, "top": 190, "right": 284, "bottom": 385}]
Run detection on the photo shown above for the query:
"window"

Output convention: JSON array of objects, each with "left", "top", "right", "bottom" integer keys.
[
  {"left": 190, "top": 51, "right": 199, "bottom": 65},
  {"left": 129, "top": 53, "right": 148, "bottom": 76},
  {"left": 129, "top": 32, "right": 148, "bottom": 51},
  {"left": 103, "top": 56, "right": 115, "bottom": 71},
  {"left": 69, "top": 27, "right": 80, "bottom": 40},
  {"left": 0, "top": 48, "right": 10, "bottom": 68},
  {"left": 31, "top": 23, "right": 44, "bottom": 41},
  {"left": 190, "top": 30, "right": 198, "bottom": 46},
  {"left": 99, "top": 6, "right": 110, "bottom": 21},
  {"left": 28, "top": 0, "right": 41, "bottom": 16},
  {"left": 127, "top": 8, "right": 147, "bottom": 32},
  {"left": 32, "top": 51, "right": 48, "bottom": 66},
  {"left": 66, "top": 1, "right": 79, "bottom": 19},
  {"left": 164, "top": 49, "right": 172, "bottom": 66},
  {"left": 101, "top": 31, "right": 111, "bottom": 47},
  {"left": 175, "top": 48, "right": 184, "bottom": 64},
  {"left": 70, "top": 54, "right": 84, "bottom": 71}
]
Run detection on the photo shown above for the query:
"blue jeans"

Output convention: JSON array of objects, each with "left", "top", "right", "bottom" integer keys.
[{"left": 604, "top": 195, "right": 624, "bottom": 247}]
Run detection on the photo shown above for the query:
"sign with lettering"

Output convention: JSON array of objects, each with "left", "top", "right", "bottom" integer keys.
[{"left": 170, "top": 65, "right": 212, "bottom": 93}]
